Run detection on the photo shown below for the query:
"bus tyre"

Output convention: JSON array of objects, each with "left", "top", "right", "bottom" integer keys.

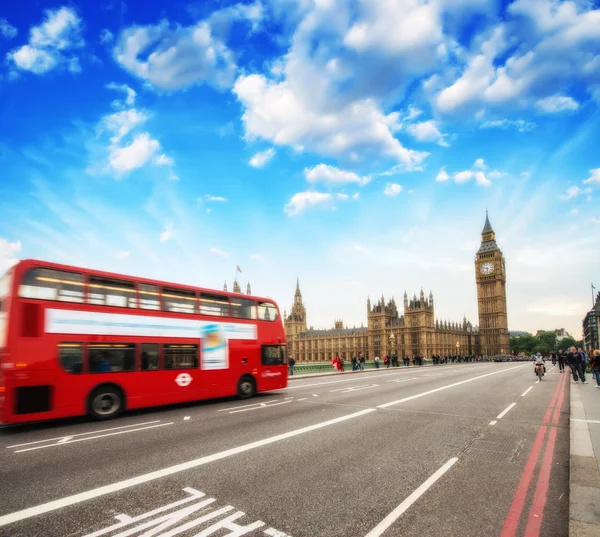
[
  {"left": 88, "top": 385, "right": 124, "bottom": 420},
  {"left": 237, "top": 376, "right": 256, "bottom": 400}
]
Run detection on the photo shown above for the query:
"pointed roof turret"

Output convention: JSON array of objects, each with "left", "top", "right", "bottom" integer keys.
[
  {"left": 246, "top": 282, "right": 251, "bottom": 295},
  {"left": 223, "top": 281, "right": 228, "bottom": 291},
  {"left": 482, "top": 209, "right": 493, "bottom": 234}
]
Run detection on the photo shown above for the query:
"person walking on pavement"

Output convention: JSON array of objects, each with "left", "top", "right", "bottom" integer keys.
[
  {"left": 591, "top": 350, "right": 600, "bottom": 387},
  {"left": 567, "top": 346, "right": 587, "bottom": 384},
  {"left": 288, "top": 356, "right": 296, "bottom": 376},
  {"left": 374, "top": 356, "right": 380, "bottom": 369},
  {"left": 558, "top": 351, "right": 565, "bottom": 373}
]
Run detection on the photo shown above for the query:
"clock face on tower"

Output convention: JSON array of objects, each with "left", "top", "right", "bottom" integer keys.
[{"left": 480, "top": 262, "right": 494, "bottom": 275}]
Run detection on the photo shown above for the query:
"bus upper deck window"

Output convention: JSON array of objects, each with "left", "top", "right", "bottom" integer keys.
[
  {"left": 257, "top": 301, "right": 278, "bottom": 321},
  {"left": 19, "top": 268, "right": 84, "bottom": 303}
]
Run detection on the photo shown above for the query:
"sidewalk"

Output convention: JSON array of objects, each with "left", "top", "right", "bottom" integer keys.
[{"left": 569, "top": 377, "right": 600, "bottom": 536}]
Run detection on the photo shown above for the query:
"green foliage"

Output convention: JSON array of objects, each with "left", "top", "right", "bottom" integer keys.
[
  {"left": 511, "top": 331, "right": 571, "bottom": 354},
  {"left": 558, "top": 336, "right": 577, "bottom": 351},
  {"left": 510, "top": 334, "right": 538, "bottom": 354}
]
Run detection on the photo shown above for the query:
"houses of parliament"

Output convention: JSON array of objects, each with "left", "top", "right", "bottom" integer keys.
[{"left": 284, "top": 213, "right": 510, "bottom": 361}]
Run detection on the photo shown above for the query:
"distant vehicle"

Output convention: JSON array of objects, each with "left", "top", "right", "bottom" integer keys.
[{"left": 0, "top": 260, "right": 287, "bottom": 423}]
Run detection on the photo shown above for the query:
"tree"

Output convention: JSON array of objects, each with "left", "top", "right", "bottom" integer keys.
[
  {"left": 510, "top": 334, "right": 538, "bottom": 354},
  {"left": 558, "top": 337, "right": 577, "bottom": 351},
  {"left": 537, "top": 331, "right": 558, "bottom": 351}
]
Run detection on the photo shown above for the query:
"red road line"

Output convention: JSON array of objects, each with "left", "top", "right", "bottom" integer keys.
[
  {"left": 523, "top": 373, "right": 566, "bottom": 537},
  {"left": 499, "top": 373, "right": 565, "bottom": 537}
]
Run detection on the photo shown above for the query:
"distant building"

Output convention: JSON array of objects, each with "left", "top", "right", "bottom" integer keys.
[
  {"left": 509, "top": 331, "right": 531, "bottom": 337},
  {"left": 583, "top": 292, "right": 600, "bottom": 351},
  {"left": 535, "top": 328, "right": 571, "bottom": 341}
]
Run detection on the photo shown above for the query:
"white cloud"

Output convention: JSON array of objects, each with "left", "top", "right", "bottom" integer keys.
[
  {"left": 583, "top": 168, "right": 600, "bottom": 185},
  {"left": 109, "top": 132, "right": 161, "bottom": 173},
  {"left": 160, "top": 229, "right": 172, "bottom": 243},
  {"left": 570, "top": 208, "right": 579, "bottom": 215},
  {"left": 0, "top": 237, "right": 22, "bottom": 273},
  {"left": 536, "top": 95, "right": 580, "bottom": 113},
  {"left": 480, "top": 118, "right": 536, "bottom": 132},
  {"left": 592, "top": 218, "right": 600, "bottom": 225},
  {"left": 205, "top": 195, "right": 228, "bottom": 202},
  {"left": 250, "top": 253, "right": 264, "bottom": 260},
  {"left": 435, "top": 167, "right": 450, "bottom": 182},
  {"left": 8, "top": 7, "right": 83, "bottom": 74},
  {"left": 234, "top": 74, "right": 428, "bottom": 168},
  {"left": 155, "top": 154, "right": 174, "bottom": 166},
  {"left": 99, "top": 29, "right": 113, "bottom": 44},
  {"left": 406, "top": 106, "right": 422, "bottom": 120},
  {"left": 559, "top": 186, "right": 591, "bottom": 200},
  {"left": 304, "top": 164, "right": 368, "bottom": 186},
  {"left": 337, "top": 193, "right": 349, "bottom": 200},
  {"left": 406, "top": 120, "right": 448, "bottom": 146},
  {"left": 352, "top": 192, "right": 360, "bottom": 200},
  {"left": 473, "top": 158, "right": 486, "bottom": 170},
  {"left": 107, "top": 82, "right": 136, "bottom": 106},
  {"left": 454, "top": 170, "right": 474, "bottom": 183},
  {"left": 249, "top": 148, "right": 275, "bottom": 168},
  {"left": 103, "top": 109, "right": 148, "bottom": 143},
  {"left": 384, "top": 183, "right": 403, "bottom": 196},
  {"left": 113, "top": 3, "right": 263, "bottom": 91},
  {"left": 0, "top": 18, "right": 17, "bottom": 39},
  {"left": 353, "top": 244, "right": 372, "bottom": 254},
  {"left": 210, "top": 247, "right": 229, "bottom": 258},
  {"left": 284, "top": 192, "right": 332, "bottom": 216},
  {"left": 117, "top": 251, "right": 130, "bottom": 258}
]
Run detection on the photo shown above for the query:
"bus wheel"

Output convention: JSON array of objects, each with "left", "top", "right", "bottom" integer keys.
[
  {"left": 237, "top": 376, "right": 256, "bottom": 400},
  {"left": 88, "top": 385, "right": 124, "bottom": 420}
]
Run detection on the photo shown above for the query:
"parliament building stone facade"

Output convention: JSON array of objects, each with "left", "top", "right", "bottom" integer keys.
[{"left": 285, "top": 213, "right": 509, "bottom": 361}]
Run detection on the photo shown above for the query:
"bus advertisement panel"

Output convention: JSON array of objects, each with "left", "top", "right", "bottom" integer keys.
[{"left": 0, "top": 259, "right": 287, "bottom": 424}]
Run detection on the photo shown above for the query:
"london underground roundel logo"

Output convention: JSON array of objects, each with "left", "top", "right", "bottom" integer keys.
[{"left": 175, "top": 373, "right": 192, "bottom": 387}]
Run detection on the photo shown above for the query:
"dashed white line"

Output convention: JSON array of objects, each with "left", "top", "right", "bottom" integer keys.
[
  {"left": 330, "top": 384, "right": 379, "bottom": 393},
  {"left": 535, "top": 380, "right": 540, "bottom": 384},
  {"left": 217, "top": 401, "right": 280, "bottom": 413},
  {"left": 496, "top": 403, "right": 517, "bottom": 420},
  {"left": 13, "top": 423, "right": 174, "bottom": 453},
  {"left": 521, "top": 386, "right": 534, "bottom": 397},
  {"left": 183, "top": 417, "right": 191, "bottom": 421},
  {"left": 228, "top": 401, "right": 292, "bottom": 414},
  {"left": 6, "top": 420, "right": 163, "bottom": 449},
  {"left": 0, "top": 408, "right": 376, "bottom": 527},
  {"left": 387, "top": 378, "right": 419, "bottom": 383},
  {"left": 312, "top": 394, "right": 318, "bottom": 397},
  {"left": 377, "top": 365, "right": 528, "bottom": 409},
  {"left": 364, "top": 458, "right": 458, "bottom": 537},
  {"left": 297, "top": 398, "right": 307, "bottom": 401},
  {"left": 489, "top": 421, "right": 497, "bottom": 426}
]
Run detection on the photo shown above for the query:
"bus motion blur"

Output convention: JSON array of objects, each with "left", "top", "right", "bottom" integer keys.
[{"left": 0, "top": 260, "right": 288, "bottom": 423}]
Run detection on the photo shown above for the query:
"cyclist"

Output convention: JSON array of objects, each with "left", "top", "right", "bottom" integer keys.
[{"left": 534, "top": 353, "right": 546, "bottom": 377}]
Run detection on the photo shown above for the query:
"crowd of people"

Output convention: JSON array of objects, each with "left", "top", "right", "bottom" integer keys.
[
  {"left": 548, "top": 346, "right": 600, "bottom": 386},
  {"left": 329, "top": 353, "right": 484, "bottom": 372}
]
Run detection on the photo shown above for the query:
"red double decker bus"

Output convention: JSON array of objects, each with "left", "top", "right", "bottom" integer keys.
[{"left": 0, "top": 259, "right": 287, "bottom": 423}]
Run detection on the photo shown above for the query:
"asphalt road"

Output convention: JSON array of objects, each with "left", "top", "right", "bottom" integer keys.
[{"left": 0, "top": 362, "right": 570, "bottom": 537}]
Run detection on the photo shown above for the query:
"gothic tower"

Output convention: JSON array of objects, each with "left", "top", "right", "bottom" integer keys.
[
  {"left": 285, "top": 278, "right": 307, "bottom": 338},
  {"left": 475, "top": 211, "right": 509, "bottom": 356}
]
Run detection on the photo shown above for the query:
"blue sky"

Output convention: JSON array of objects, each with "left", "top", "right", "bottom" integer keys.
[{"left": 1, "top": 0, "right": 599, "bottom": 338}]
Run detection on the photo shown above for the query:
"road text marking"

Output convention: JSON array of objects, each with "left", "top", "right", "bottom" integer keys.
[
  {"left": 364, "top": 458, "right": 458, "bottom": 537},
  {"left": 0, "top": 408, "right": 375, "bottom": 527}
]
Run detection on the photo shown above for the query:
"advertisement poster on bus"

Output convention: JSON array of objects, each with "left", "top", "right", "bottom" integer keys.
[{"left": 201, "top": 323, "right": 228, "bottom": 370}]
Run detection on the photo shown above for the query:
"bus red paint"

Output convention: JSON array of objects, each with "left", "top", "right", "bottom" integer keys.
[{"left": 0, "top": 259, "right": 288, "bottom": 423}]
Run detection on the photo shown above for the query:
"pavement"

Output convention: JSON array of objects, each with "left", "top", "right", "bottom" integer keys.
[
  {"left": 0, "top": 362, "right": 571, "bottom": 537},
  {"left": 569, "top": 368, "right": 600, "bottom": 536}
]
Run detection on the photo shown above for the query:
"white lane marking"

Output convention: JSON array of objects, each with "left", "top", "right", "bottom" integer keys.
[
  {"left": 521, "top": 386, "right": 534, "bottom": 397},
  {"left": 6, "top": 420, "right": 163, "bottom": 449},
  {"left": 489, "top": 421, "right": 497, "bottom": 426},
  {"left": 228, "top": 401, "right": 292, "bottom": 414},
  {"left": 297, "top": 398, "right": 307, "bottom": 401},
  {"left": 285, "top": 364, "right": 489, "bottom": 390},
  {"left": 57, "top": 436, "right": 73, "bottom": 444},
  {"left": 284, "top": 397, "right": 294, "bottom": 400},
  {"left": 14, "top": 423, "right": 174, "bottom": 453},
  {"left": 0, "top": 408, "right": 376, "bottom": 527},
  {"left": 535, "top": 380, "right": 540, "bottom": 384},
  {"left": 312, "top": 394, "right": 318, "bottom": 397},
  {"left": 572, "top": 419, "right": 600, "bottom": 424},
  {"left": 496, "top": 403, "right": 517, "bottom": 420},
  {"left": 217, "top": 401, "right": 280, "bottom": 412},
  {"left": 387, "top": 378, "right": 419, "bottom": 383},
  {"left": 377, "top": 364, "right": 528, "bottom": 409},
  {"left": 364, "top": 458, "right": 458, "bottom": 537},
  {"left": 183, "top": 417, "right": 191, "bottom": 421},
  {"left": 330, "top": 384, "right": 379, "bottom": 393}
]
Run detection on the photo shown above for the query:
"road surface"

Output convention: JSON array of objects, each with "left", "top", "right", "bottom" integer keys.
[{"left": 0, "top": 362, "right": 569, "bottom": 537}]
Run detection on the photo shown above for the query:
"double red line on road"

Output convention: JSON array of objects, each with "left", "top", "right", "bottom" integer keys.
[{"left": 500, "top": 371, "right": 567, "bottom": 537}]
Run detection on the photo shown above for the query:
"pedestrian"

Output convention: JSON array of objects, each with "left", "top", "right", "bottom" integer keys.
[
  {"left": 567, "top": 346, "right": 586, "bottom": 384},
  {"left": 374, "top": 355, "right": 380, "bottom": 369},
  {"left": 591, "top": 350, "right": 600, "bottom": 387},
  {"left": 288, "top": 356, "right": 296, "bottom": 376},
  {"left": 558, "top": 351, "right": 565, "bottom": 373},
  {"left": 358, "top": 353, "right": 365, "bottom": 371}
]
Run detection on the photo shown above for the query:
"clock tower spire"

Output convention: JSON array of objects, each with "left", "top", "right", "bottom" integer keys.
[{"left": 475, "top": 211, "right": 509, "bottom": 357}]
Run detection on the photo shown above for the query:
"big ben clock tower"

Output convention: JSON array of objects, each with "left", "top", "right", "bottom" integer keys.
[{"left": 475, "top": 211, "right": 510, "bottom": 356}]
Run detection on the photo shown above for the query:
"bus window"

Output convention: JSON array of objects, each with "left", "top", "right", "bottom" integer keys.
[
  {"left": 141, "top": 343, "right": 159, "bottom": 370},
  {"left": 163, "top": 287, "right": 196, "bottom": 314},
  {"left": 163, "top": 344, "right": 198, "bottom": 369},
  {"left": 88, "top": 277, "right": 136, "bottom": 308},
  {"left": 258, "top": 301, "right": 278, "bottom": 321},
  {"left": 231, "top": 297, "right": 257, "bottom": 319},
  {"left": 19, "top": 268, "right": 84, "bottom": 303},
  {"left": 262, "top": 345, "right": 287, "bottom": 365},
  {"left": 58, "top": 343, "right": 83, "bottom": 374},
  {"left": 140, "top": 283, "right": 160, "bottom": 310},
  {"left": 89, "top": 343, "right": 135, "bottom": 373},
  {"left": 199, "top": 293, "right": 230, "bottom": 317}
]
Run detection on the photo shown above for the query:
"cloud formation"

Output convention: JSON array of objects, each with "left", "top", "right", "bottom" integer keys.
[{"left": 249, "top": 148, "right": 275, "bottom": 168}]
